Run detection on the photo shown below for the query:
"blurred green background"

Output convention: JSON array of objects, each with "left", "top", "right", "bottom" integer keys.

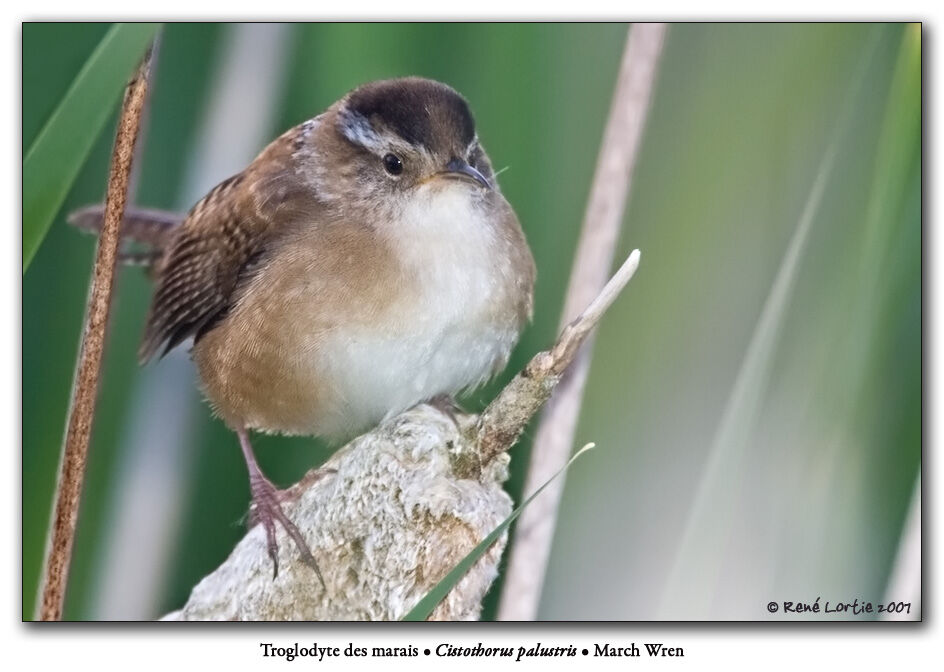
[{"left": 22, "top": 23, "right": 920, "bottom": 620}]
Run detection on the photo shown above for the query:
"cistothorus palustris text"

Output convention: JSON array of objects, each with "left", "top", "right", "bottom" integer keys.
[{"left": 72, "top": 77, "right": 535, "bottom": 583}]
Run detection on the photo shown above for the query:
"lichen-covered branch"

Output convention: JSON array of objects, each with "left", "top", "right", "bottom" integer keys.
[{"left": 163, "top": 249, "right": 640, "bottom": 622}]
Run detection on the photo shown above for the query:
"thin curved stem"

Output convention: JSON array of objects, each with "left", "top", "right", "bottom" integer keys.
[{"left": 38, "top": 47, "right": 153, "bottom": 621}]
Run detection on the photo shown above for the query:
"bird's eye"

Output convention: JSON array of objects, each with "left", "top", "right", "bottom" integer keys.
[{"left": 382, "top": 153, "right": 403, "bottom": 175}]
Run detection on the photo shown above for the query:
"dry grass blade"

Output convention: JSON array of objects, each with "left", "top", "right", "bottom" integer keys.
[
  {"left": 402, "top": 444, "right": 597, "bottom": 621},
  {"left": 38, "top": 49, "right": 153, "bottom": 621},
  {"left": 497, "top": 22, "right": 666, "bottom": 621}
]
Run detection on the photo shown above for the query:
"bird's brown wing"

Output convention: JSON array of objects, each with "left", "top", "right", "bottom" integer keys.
[
  {"left": 138, "top": 173, "right": 263, "bottom": 361},
  {"left": 139, "top": 123, "right": 321, "bottom": 362}
]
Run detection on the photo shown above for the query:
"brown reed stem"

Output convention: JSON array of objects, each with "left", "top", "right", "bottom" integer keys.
[{"left": 38, "top": 48, "right": 153, "bottom": 621}]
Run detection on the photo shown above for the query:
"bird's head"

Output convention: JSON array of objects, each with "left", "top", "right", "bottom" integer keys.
[{"left": 317, "top": 78, "right": 496, "bottom": 208}]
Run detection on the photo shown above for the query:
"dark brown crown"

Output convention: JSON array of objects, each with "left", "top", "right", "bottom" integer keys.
[{"left": 339, "top": 77, "right": 476, "bottom": 153}]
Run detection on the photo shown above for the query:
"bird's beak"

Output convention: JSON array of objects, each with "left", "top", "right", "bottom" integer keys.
[{"left": 442, "top": 158, "right": 491, "bottom": 190}]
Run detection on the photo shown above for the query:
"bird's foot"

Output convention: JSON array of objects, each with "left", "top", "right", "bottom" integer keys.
[
  {"left": 248, "top": 470, "right": 326, "bottom": 588},
  {"left": 427, "top": 393, "right": 465, "bottom": 429}
]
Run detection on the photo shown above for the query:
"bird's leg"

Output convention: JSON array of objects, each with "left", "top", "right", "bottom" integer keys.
[{"left": 236, "top": 428, "right": 325, "bottom": 588}]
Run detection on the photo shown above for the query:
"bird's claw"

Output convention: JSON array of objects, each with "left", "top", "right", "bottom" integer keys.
[{"left": 249, "top": 472, "right": 326, "bottom": 589}]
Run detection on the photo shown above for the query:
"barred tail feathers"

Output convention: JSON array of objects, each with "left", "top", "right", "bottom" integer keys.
[{"left": 67, "top": 204, "right": 184, "bottom": 267}]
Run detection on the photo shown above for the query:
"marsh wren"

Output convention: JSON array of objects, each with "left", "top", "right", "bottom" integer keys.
[{"left": 72, "top": 77, "right": 535, "bottom": 582}]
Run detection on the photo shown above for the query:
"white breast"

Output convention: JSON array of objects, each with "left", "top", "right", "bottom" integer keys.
[{"left": 313, "top": 184, "right": 520, "bottom": 438}]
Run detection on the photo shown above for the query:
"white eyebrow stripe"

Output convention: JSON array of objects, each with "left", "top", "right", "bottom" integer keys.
[
  {"left": 337, "top": 106, "right": 420, "bottom": 158},
  {"left": 338, "top": 108, "right": 385, "bottom": 152}
]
